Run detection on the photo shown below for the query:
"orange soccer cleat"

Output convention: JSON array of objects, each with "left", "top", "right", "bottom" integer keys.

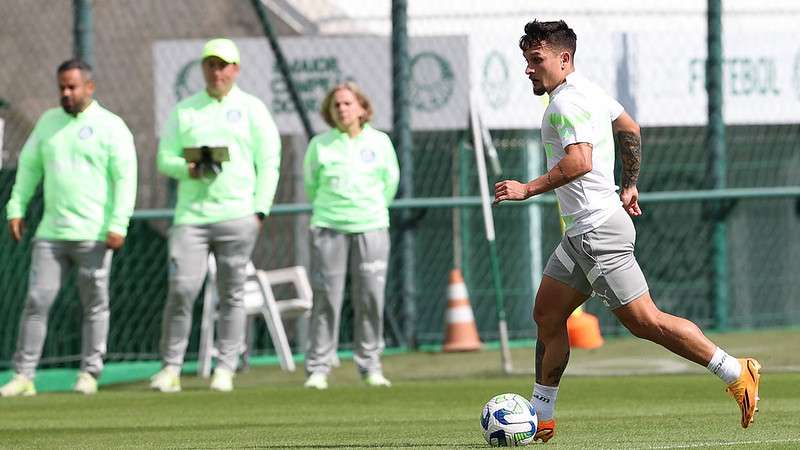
[
  {"left": 534, "top": 418, "right": 556, "bottom": 443},
  {"left": 725, "top": 358, "right": 762, "bottom": 428}
]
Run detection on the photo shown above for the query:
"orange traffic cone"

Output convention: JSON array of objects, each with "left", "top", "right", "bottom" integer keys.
[
  {"left": 443, "top": 269, "right": 481, "bottom": 352},
  {"left": 566, "top": 307, "right": 604, "bottom": 349}
]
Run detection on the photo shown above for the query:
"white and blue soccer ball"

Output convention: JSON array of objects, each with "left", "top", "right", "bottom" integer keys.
[{"left": 480, "top": 393, "right": 538, "bottom": 447}]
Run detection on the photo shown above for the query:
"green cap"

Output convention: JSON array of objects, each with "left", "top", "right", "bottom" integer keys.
[{"left": 201, "top": 38, "right": 240, "bottom": 64}]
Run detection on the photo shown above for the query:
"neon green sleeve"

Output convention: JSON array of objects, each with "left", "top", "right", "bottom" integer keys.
[
  {"left": 156, "top": 109, "right": 190, "bottom": 180},
  {"left": 107, "top": 123, "right": 138, "bottom": 236},
  {"left": 251, "top": 101, "right": 282, "bottom": 215},
  {"left": 6, "top": 124, "right": 44, "bottom": 219},
  {"left": 382, "top": 135, "right": 400, "bottom": 205},
  {"left": 303, "top": 137, "right": 319, "bottom": 203}
]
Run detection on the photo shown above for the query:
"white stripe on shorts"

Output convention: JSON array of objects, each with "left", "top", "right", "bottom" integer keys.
[
  {"left": 587, "top": 265, "right": 602, "bottom": 284},
  {"left": 555, "top": 244, "right": 575, "bottom": 273}
]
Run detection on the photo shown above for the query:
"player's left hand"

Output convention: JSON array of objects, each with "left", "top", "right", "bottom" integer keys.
[
  {"left": 106, "top": 232, "right": 125, "bottom": 250},
  {"left": 8, "top": 218, "right": 25, "bottom": 242},
  {"left": 620, "top": 186, "right": 642, "bottom": 216},
  {"left": 494, "top": 180, "right": 529, "bottom": 205}
]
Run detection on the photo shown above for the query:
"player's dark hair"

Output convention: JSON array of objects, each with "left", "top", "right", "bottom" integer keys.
[
  {"left": 57, "top": 59, "right": 93, "bottom": 80},
  {"left": 519, "top": 20, "right": 577, "bottom": 58}
]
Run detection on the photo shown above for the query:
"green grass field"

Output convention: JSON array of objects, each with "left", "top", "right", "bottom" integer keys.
[{"left": 1, "top": 329, "right": 798, "bottom": 449}]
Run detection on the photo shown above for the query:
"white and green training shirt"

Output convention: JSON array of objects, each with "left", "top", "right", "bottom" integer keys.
[
  {"left": 157, "top": 85, "right": 281, "bottom": 225},
  {"left": 6, "top": 101, "right": 138, "bottom": 241},
  {"left": 303, "top": 124, "right": 399, "bottom": 233},
  {"left": 541, "top": 72, "right": 624, "bottom": 236}
]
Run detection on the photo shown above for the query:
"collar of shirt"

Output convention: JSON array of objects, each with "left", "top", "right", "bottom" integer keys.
[
  {"left": 550, "top": 71, "right": 580, "bottom": 100},
  {"left": 61, "top": 99, "right": 98, "bottom": 121},
  {"left": 201, "top": 84, "right": 242, "bottom": 104},
  {"left": 331, "top": 122, "right": 373, "bottom": 141}
]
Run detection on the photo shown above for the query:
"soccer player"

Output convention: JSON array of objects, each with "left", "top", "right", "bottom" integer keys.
[
  {"left": 493, "top": 20, "right": 761, "bottom": 441},
  {"left": 2, "top": 59, "right": 137, "bottom": 396},
  {"left": 149, "top": 38, "right": 281, "bottom": 393}
]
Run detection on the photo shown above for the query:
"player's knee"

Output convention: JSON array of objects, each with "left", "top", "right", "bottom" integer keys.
[
  {"left": 168, "top": 277, "right": 202, "bottom": 310},
  {"left": 532, "top": 304, "right": 546, "bottom": 328},
  {"left": 622, "top": 314, "right": 663, "bottom": 341},
  {"left": 78, "top": 266, "right": 109, "bottom": 286},
  {"left": 25, "top": 288, "right": 58, "bottom": 315},
  {"left": 218, "top": 292, "right": 245, "bottom": 309},
  {"left": 533, "top": 304, "right": 564, "bottom": 332},
  {"left": 82, "top": 296, "right": 110, "bottom": 316},
  {"left": 624, "top": 321, "right": 650, "bottom": 339}
]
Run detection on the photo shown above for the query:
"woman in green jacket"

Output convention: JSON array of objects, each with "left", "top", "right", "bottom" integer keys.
[{"left": 302, "top": 82, "right": 399, "bottom": 390}]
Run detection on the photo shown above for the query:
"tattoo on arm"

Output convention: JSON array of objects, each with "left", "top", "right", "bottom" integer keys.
[{"left": 617, "top": 131, "right": 641, "bottom": 188}]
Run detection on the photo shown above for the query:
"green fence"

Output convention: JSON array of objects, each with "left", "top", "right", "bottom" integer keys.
[
  {"left": 1, "top": 124, "right": 799, "bottom": 369},
  {"left": 1, "top": 1, "right": 799, "bottom": 371}
]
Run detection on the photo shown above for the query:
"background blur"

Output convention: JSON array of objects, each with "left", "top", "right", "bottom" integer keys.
[{"left": 0, "top": 0, "right": 798, "bottom": 371}]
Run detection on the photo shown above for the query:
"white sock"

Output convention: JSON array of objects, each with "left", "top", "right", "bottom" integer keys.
[
  {"left": 706, "top": 347, "right": 741, "bottom": 384},
  {"left": 531, "top": 383, "right": 559, "bottom": 421}
]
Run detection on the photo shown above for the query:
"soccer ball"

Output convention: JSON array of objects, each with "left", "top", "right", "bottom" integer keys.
[{"left": 480, "top": 393, "right": 538, "bottom": 447}]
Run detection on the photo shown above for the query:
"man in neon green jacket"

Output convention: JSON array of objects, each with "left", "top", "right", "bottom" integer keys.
[
  {"left": 302, "top": 82, "right": 399, "bottom": 390},
  {"left": 1, "top": 59, "right": 137, "bottom": 397},
  {"left": 149, "top": 38, "right": 281, "bottom": 393}
]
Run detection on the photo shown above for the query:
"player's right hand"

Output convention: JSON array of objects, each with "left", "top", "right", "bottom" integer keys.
[
  {"left": 106, "top": 231, "right": 125, "bottom": 250},
  {"left": 8, "top": 218, "right": 25, "bottom": 242},
  {"left": 494, "top": 180, "right": 529, "bottom": 205},
  {"left": 620, "top": 186, "right": 642, "bottom": 217}
]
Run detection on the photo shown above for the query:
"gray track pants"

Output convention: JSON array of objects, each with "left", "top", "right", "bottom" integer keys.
[
  {"left": 13, "top": 240, "right": 112, "bottom": 379},
  {"left": 305, "top": 227, "right": 390, "bottom": 376},
  {"left": 160, "top": 215, "right": 259, "bottom": 372}
]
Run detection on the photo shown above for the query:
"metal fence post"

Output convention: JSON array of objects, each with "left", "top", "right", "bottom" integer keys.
[
  {"left": 706, "top": 0, "right": 728, "bottom": 330},
  {"left": 73, "top": 0, "right": 93, "bottom": 66},
  {"left": 392, "top": 0, "right": 416, "bottom": 349}
]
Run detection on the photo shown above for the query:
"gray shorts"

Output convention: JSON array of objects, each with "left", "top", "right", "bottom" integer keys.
[{"left": 543, "top": 207, "right": 649, "bottom": 309}]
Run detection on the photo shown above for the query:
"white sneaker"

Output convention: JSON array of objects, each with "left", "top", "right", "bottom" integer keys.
[
  {"left": 0, "top": 374, "right": 36, "bottom": 397},
  {"left": 150, "top": 367, "right": 181, "bottom": 393},
  {"left": 73, "top": 372, "right": 98, "bottom": 395},
  {"left": 303, "top": 373, "right": 328, "bottom": 390},
  {"left": 364, "top": 372, "right": 392, "bottom": 387},
  {"left": 209, "top": 367, "right": 234, "bottom": 392}
]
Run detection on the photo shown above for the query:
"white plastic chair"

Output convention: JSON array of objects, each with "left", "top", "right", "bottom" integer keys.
[{"left": 198, "top": 254, "right": 313, "bottom": 377}]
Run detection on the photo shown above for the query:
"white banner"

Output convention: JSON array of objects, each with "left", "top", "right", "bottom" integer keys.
[
  {"left": 633, "top": 31, "right": 800, "bottom": 126},
  {"left": 154, "top": 36, "right": 468, "bottom": 135},
  {"left": 154, "top": 32, "right": 800, "bottom": 133}
]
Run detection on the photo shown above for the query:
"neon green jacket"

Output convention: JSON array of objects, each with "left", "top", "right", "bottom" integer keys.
[
  {"left": 6, "top": 101, "right": 137, "bottom": 240},
  {"left": 303, "top": 124, "right": 399, "bottom": 233},
  {"left": 157, "top": 85, "right": 281, "bottom": 225}
]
